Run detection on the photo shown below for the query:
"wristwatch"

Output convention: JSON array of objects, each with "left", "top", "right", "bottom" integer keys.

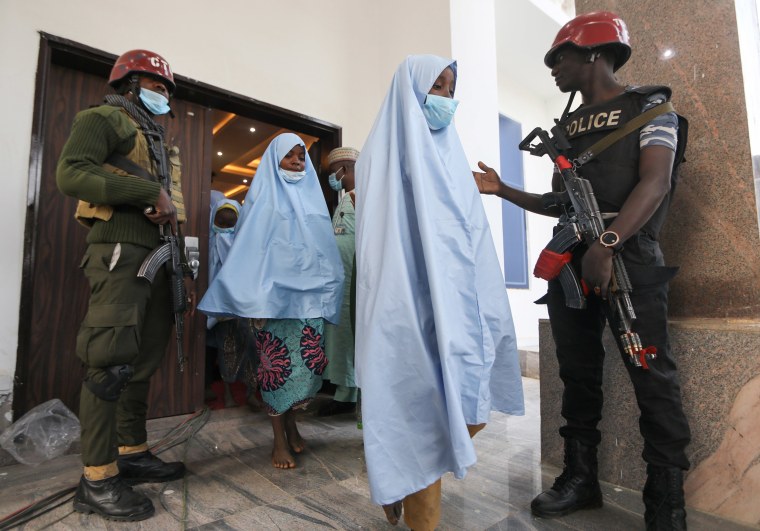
[{"left": 599, "top": 230, "right": 623, "bottom": 253}]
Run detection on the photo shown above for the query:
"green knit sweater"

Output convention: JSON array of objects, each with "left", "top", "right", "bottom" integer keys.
[{"left": 56, "top": 105, "right": 163, "bottom": 249}]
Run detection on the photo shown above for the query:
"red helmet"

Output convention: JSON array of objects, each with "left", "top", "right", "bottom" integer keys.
[
  {"left": 109, "top": 49, "right": 176, "bottom": 93},
  {"left": 545, "top": 11, "right": 631, "bottom": 71}
]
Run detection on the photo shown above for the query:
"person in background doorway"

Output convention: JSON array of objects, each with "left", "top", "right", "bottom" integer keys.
[
  {"left": 355, "top": 54, "right": 524, "bottom": 531},
  {"left": 56, "top": 49, "right": 190, "bottom": 522},
  {"left": 206, "top": 196, "right": 259, "bottom": 409},
  {"left": 199, "top": 133, "right": 344, "bottom": 469},
  {"left": 319, "top": 146, "right": 360, "bottom": 417},
  {"left": 473, "top": 12, "right": 690, "bottom": 530}
]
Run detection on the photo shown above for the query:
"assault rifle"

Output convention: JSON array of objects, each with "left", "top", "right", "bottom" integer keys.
[
  {"left": 138, "top": 222, "right": 188, "bottom": 371},
  {"left": 520, "top": 125, "right": 657, "bottom": 370}
]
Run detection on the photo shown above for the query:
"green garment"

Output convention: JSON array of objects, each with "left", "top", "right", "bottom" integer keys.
[
  {"left": 57, "top": 104, "right": 177, "bottom": 466},
  {"left": 323, "top": 193, "right": 356, "bottom": 390},
  {"left": 57, "top": 105, "right": 163, "bottom": 249}
]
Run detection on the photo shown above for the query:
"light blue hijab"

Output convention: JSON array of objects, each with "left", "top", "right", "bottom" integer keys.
[
  {"left": 355, "top": 55, "right": 524, "bottom": 505},
  {"left": 206, "top": 196, "right": 240, "bottom": 329},
  {"left": 199, "top": 133, "right": 344, "bottom": 323}
]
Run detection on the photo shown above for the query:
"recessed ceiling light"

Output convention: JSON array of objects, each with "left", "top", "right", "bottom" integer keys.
[
  {"left": 243, "top": 179, "right": 248, "bottom": 184},
  {"left": 217, "top": 151, "right": 223, "bottom": 156},
  {"left": 250, "top": 127, "right": 256, "bottom": 133}
]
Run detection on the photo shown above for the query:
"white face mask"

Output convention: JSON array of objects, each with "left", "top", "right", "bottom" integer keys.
[{"left": 280, "top": 169, "right": 306, "bottom": 183}]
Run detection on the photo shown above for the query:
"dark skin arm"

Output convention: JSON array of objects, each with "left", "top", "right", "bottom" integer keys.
[
  {"left": 582, "top": 145, "right": 674, "bottom": 297},
  {"left": 473, "top": 161, "right": 562, "bottom": 216},
  {"left": 474, "top": 145, "right": 674, "bottom": 298},
  {"left": 145, "top": 188, "right": 178, "bottom": 234}
]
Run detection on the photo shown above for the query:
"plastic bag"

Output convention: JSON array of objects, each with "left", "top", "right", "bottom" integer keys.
[{"left": 0, "top": 398, "right": 80, "bottom": 466}]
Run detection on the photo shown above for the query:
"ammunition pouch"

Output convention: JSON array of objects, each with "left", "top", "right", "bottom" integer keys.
[{"left": 84, "top": 364, "right": 135, "bottom": 401}]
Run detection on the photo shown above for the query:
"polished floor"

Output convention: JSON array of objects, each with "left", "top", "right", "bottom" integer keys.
[{"left": 0, "top": 378, "right": 756, "bottom": 530}]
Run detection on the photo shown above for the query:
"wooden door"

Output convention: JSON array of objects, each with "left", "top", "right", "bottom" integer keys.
[{"left": 14, "top": 61, "right": 211, "bottom": 419}]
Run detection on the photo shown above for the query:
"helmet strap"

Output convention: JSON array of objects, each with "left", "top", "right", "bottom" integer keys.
[{"left": 556, "top": 90, "right": 577, "bottom": 124}]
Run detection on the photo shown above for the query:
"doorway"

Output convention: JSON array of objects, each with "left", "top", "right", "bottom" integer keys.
[{"left": 13, "top": 33, "right": 341, "bottom": 420}]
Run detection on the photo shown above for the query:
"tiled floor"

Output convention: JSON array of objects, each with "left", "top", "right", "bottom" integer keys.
[{"left": 0, "top": 378, "right": 756, "bottom": 530}]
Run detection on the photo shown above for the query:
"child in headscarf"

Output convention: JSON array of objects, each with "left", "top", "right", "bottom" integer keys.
[
  {"left": 199, "top": 133, "right": 344, "bottom": 469},
  {"left": 355, "top": 55, "right": 524, "bottom": 530},
  {"left": 205, "top": 197, "right": 259, "bottom": 409}
]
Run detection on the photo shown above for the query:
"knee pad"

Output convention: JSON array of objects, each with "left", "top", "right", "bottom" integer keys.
[{"left": 84, "top": 364, "right": 134, "bottom": 401}]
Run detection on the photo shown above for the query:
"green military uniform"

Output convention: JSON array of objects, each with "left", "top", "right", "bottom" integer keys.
[{"left": 57, "top": 104, "right": 184, "bottom": 473}]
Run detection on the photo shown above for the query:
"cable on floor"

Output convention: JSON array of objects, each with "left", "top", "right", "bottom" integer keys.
[{"left": 0, "top": 406, "right": 210, "bottom": 530}]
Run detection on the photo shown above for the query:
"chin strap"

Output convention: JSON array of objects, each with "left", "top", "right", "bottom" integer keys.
[{"left": 556, "top": 90, "right": 577, "bottom": 125}]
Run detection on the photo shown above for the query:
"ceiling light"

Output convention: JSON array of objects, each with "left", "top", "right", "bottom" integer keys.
[
  {"left": 250, "top": 127, "right": 256, "bottom": 133},
  {"left": 217, "top": 151, "right": 223, "bottom": 156},
  {"left": 243, "top": 179, "right": 248, "bottom": 184}
]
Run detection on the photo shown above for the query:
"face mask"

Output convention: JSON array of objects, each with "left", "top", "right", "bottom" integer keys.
[
  {"left": 280, "top": 169, "right": 306, "bottom": 183},
  {"left": 139, "top": 88, "right": 171, "bottom": 115},
  {"left": 212, "top": 225, "right": 235, "bottom": 234},
  {"left": 422, "top": 94, "right": 459, "bottom": 130},
  {"left": 328, "top": 172, "right": 344, "bottom": 191}
]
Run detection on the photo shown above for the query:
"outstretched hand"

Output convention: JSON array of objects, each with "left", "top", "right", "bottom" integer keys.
[{"left": 472, "top": 162, "right": 502, "bottom": 195}]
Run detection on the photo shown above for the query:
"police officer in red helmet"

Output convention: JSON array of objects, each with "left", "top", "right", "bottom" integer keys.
[
  {"left": 474, "top": 12, "right": 690, "bottom": 530},
  {"left": 57, "top": 49, "right": 190, "bottom": 521}
]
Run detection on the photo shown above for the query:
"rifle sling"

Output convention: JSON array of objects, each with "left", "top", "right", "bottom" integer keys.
[
  {"left": 575, "top": 101, "right": 675, "bottom": 166},
  {"left": 105, "top": 152, "right": 157, "bottom": 183}
]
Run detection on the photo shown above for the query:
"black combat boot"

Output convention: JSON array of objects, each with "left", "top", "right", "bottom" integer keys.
[
  {"left": 531, "top": 438, "right": 603, "bottom": 517},
  {"left": 643, "top": 464, "right": 687, "bottom": 530},
  {"left": 117, "top": 450, "right": 186, "bottom": 484},
  {"left": 73, "top": 474, "right": 154, "bottom": 521}
]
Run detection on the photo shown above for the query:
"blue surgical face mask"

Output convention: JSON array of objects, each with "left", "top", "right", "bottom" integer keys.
[
  {"left": 422, "top": 94, "right": 459, "bottom": 130},
  {"left": 280, "top": 169, "right": 306, "bottom": 183},
  {"left": 139, "top": 88, "right": 171, "bottom": 115},
  {"left": 212, "top": 225, "right": 235, "bottom": 234},
  {"left": 328, "top": 172, "right": 344, "bottom": 191}
]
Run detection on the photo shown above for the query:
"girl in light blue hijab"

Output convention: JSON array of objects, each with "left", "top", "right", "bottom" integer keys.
[
  {"left": 355, "top": 55, "right": 524, "bottom": 529},
  {"left": 206, "top": 197, "right": 258, "bottom": 409},
  {"left": 199, "top": 133, "right": 343, "bottom": 469}
]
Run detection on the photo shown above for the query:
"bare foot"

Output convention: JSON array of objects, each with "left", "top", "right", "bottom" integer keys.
[
  {"left": 382, "top": 501, "right": 403, "bottom": 525},
  {"left": 270, "top": 413, "right": 296, "bottom": 469},
  {"left": 284, "top": 410, "right": 306, "bottom": 453},
  {"left": 271, "top": 440, "right": 296, "bottom": 469}
]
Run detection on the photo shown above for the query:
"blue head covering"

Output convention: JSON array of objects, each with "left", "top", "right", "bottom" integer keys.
[
  {"left": 206, "top": 197, "right": 240, "bottom": 330},
  {"left": 199, "top": 133, "right": 344, "bottom": 323},
  {"left": 355, "top": 55, "right": 524, "bottom": 505}
]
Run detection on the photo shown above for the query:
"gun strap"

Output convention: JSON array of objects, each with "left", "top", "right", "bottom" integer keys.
[
  {"left": 575, "top": 101, "right": 675, "bottom": 166},
  {"left": 105, "top": 153, "right": 157, "bottom": 182}
]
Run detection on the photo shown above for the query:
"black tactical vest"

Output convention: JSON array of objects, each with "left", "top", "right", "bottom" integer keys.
[{"left": 558, "top": 86, "right": 675, "bottom": 239}]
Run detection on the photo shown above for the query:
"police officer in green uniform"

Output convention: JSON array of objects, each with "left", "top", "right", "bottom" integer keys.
[
  {"left": 57, "top": 49, "right": 189, "bottom": 522},
  {"left": 474, "top": 12, "right": 690, "bottom": 531}
]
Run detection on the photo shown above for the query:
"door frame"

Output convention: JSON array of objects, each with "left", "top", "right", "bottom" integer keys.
[{"left": 13, "top": 32, "right": 342, "bottom": 418}]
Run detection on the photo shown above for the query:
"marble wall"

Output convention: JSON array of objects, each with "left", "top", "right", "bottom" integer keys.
[{"left": 537, "top": 0, "right": 760, "bottom": 526}]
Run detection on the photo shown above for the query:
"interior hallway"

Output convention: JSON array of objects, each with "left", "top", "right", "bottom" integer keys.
[{"left": 0, "top": 377, "right": 755, "bottom": 530}]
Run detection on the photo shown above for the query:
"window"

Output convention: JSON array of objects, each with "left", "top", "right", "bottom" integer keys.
[{"left": 499, "top": 114, "right": 529, "bottom": 288}]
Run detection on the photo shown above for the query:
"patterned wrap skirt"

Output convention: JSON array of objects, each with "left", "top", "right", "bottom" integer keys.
[{"left": 254, "top": 317, "right": 327, "bottom": 415}]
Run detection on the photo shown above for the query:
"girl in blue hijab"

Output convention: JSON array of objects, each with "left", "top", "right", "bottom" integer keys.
[
  {"left": 206, "top": 197, "right": 259, "bottom": 409},
  {"left": 199, "top": 133, "right": 343, "bottom": 469},
  {"left": 355, "top": 55, "right": 524, "bottom": 529}
]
